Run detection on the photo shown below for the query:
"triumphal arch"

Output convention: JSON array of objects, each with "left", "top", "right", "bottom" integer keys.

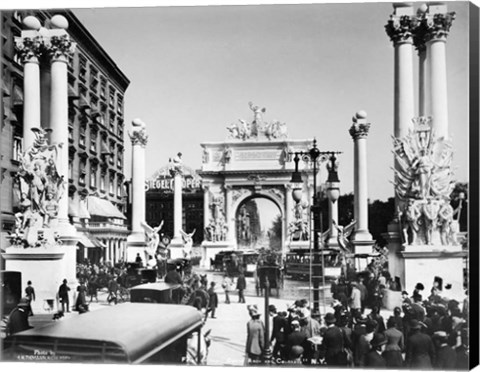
[{"left": 199, "top": 102, "right": 315, "bottom": 267}]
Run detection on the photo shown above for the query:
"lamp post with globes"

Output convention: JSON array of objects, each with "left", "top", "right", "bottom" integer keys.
[{"left": 289, "top": 139, "right": 342, "bottom": 317}]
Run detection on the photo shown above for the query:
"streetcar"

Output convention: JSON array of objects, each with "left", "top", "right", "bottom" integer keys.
[
  {"left": 284, "top": 249, "right": 340, "bottom": 281},
  {"left": 211, "top": 250, "right": 260, "bottom": 277}
]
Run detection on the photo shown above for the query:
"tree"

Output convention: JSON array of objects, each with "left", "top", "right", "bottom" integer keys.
[{"left": 268, "top": 214, "right": 283, "bottom": 252}]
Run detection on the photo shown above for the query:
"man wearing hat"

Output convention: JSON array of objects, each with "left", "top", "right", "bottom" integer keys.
[
  {"left": 58, "top": 278, "right": 71, "bottom": 313},
  {"left": 365, "top": 333, "right": 387, "bottom": 367},
  {"left": 6, "top": 297, "right": 33, "bottom": 335},
  {"left": 354, "top": 318, "right": 377, "bottom": 367},
  {"left": 432, "top": 331, "right": 456, "bottom": 369},
  {"left": 349, "top": 281, "right": 362, "bottom": 319},
  {"left": 286, "top": 319, "right": 307, "bottom": 361},
  {"left": 321, "top": 312, "right": 347, "bottom": 366},
  {"left": 405, "top": 319, "right": 435, "bottom": 369}
]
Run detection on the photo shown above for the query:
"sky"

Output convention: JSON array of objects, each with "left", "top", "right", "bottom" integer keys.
[{"left": 10, "top": 1, "right": 472, "bottom": 202}]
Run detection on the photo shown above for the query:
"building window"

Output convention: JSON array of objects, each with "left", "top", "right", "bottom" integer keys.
[
  {"left": 79, "top": 126, "right": 86, "bottom": 148},
  {"left": 90, "top": 94, "right": 98, "bottom": 108},
  {"left": 90, "top": 165, "right": 97, "bottom": 188},
  {"left": 79, "top": 84, "right": 87, "bottom": 98},
  {"left": 100, "top": 77, "right": 106, "bottom": 98},
  {"left": 13, "top": 136, "right": 22, "bottom": 161},
  {"left": 90, "top": 130, "right": 97, "bottom": 152},
  {"left": 117, "top": 180, "right": 122, "bottom": 197},
  {"left": 117, "top": 119, "right": 124, "bottom": 137},
  {"left": 90, "top": 67, "right": 98, "bottom": 91},
  {"left": 79, "top": 56, "right": 87, "bottom": 82},
  {"left": 117, "top": 94, "right": 123, "bottom": 114},
  {"left": 109, "top": 173, "right": 115, "bottom": 194},
  {"left": 109, "top": 87, "right": 115, "bottom": 108},
  {"left": 117, "top": 148, "right": 122, "bottom": 168},
  {"left": 68, "top": 126, "right": 74, "bottom": 142},
  {"left": 100, "top": 173, "right": 106, "bottom": 191},
  {"left": 79, "top": 160, "right": 86, "bottom": 185},
  {"left": 109, "top": 141, "right": 115, "bottom": 164},
  {"left": 109, "top": 115, "right": 115, "bottom": 133}
]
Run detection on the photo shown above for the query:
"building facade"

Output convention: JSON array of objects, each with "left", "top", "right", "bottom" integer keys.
[{"left": 0, "top": 10, "right": 130, "bottom": 265}]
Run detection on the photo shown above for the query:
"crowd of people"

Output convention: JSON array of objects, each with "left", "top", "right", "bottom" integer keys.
[{"left": 244, "top": 277, "right": 469, "bottom": 369}]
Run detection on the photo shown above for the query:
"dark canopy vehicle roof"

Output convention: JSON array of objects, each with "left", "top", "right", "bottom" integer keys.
[{"left": 5, "top": 303, "right": 203, "bottom": 363}]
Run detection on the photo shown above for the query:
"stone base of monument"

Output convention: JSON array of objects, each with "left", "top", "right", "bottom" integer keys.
[
  {"left": 286, "top": 240, "right": 311, "bottom": 251},
  {"left": 399, "top": 245, "right": 466, "bottom": 301},
  {"left": 2, "top": 244, "right": 74, "bottom": 314},
  {"left": 168, "top": 237, "right": 186, "bottom": 260},
  {"left": 126, "top": 240, "right": 149, "bottom": 263},
  {"left": 351, "top": 239, "right": 376, "bottom": 271},
  {"left": 200, "top": 240, "right": 235, "bottom": 268}
]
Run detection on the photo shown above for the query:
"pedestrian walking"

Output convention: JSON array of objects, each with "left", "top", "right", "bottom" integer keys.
[
  {"left": 236, "top": 271, "right": 246, "bottom": 303},
  {"left": 6, "top": 298, "right": 33, "bottom": 336},
  {"left": 349, "top": 281, "right": 362, "bottom": 319},
  {"left": 107, "top": 275, "right": 119, "bottom": 305},
  {"left": 383, "top": 316, "right": 404, "bottom": 367},
  {"left": 207, "top": 282, "right": 218, "bottom": 319},
  {"left": 88, "top": 273, "right": 99, "bottom": 303},
  {"left": 271, "top": 310, "right": 288, "bottom": 359},
  {"left": 365, "top": 333, "right": 387, "bottom": 368},
  {"left": 405, "top": 319, "right": 435, "bottom": 369},
  {"left": 432, "top": 331, "right": 456, "bottom": 369},
  {"left": 58, "top": 279, "right": 71, "bottom": 313},
  {"left": 222, "top": 275, "right": 232, "bottom": 304},
  {"left": 24, "top": 280, "right": 35, "bottom": 316},
  {"left": 246, "top": 305, "right": 265, "bottom": 364},
  {"left": 75, "top": 280, "right": 88, "bottom": 313},
  {"left": 321, "top": 313, "right": 346, "bottom": 366},
  {"left": 285, "top": 319, "right": 307, "bottom": 362}
]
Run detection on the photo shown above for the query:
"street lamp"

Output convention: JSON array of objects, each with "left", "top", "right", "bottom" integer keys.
[{"left": 289, "top": 139, "right": 341, "bottom": 317}]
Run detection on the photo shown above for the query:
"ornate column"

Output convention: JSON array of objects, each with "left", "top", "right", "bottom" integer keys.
[
  {"left": 169, "top": 154, "right": 185, "bottom": 258},
  {"left": 15, "top": 16, "right": 43, "bottom": 151},
  {"left": 326, "top": 154, "right": 340, "bottom": 248},
  {"left": 284, "top": 183, "right": 293, "bottom": 246},
  {"left": 126, "top": 119, "right": 148, "bottom": 260},
  {"left": 224, "top": 185, "right": 235, "bottom": 242},
  {"left": 44, "top": 16, "right": 76, "bottom": 226},
  {"left": 385, "top": 3, "right": 415, "bottom": 210},
  {"left": 349, "top": 111, "right": 374, "bottom": 253},
  {"left": 203, "top": 184, "right": 210, "bottom": 229},
  {"left": 424, "top": 3, "right": 455, "bottom": 140}
]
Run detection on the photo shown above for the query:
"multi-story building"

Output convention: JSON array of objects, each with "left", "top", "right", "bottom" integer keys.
[{"left": 1, "top": 10, "right": 130, "bottom": 265}]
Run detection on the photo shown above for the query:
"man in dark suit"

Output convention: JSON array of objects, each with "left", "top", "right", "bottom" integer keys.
[
  {"left": 321, "top": 313, "right": 346, "bottom": 366},
  {"left": 236, "top": 271, "right": 246, "bottom": 303},
  {"left": 286, "top": 320, "right": 307, "bottom": 361},
  {"left": 271, "top": 310, "right": 288, "bottom": 359},
  {"left": 433, "top": 331, "right": 456, "bottom": 369},
  {"left": 405, "top": 319, "right": 435, "bottom": 369},
  {"left": 366, "top": 333, "right": 387, "bottom": 367}
]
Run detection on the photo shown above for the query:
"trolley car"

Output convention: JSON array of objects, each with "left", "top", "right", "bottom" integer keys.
[{"left": 284, "top": 249, "right": 340, "bottom": 281}]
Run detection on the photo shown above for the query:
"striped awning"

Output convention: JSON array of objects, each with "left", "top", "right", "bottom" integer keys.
[
  {"left": 87, "top": 196, "right": 126, "bottom": 219},
  {"left": 77, "top": 232, "right": 105, "bottom": 248}
]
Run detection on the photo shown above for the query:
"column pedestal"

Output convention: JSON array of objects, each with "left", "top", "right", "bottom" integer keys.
[{"left": 2, "top": 243, "right": 72, "bottom": 314}]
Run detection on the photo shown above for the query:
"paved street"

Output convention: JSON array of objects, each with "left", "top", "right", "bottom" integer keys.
[{"left": 6, "top": 267, "right": 396, "bottom": 366}]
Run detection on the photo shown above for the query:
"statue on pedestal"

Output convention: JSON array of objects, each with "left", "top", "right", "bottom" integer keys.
[
  {"left": 392, "top": 117, "right": 456, "bottom": 247},
  {"left": 169, "top": 152, "right": 184, "bottom": 176},
  {"left": 141, "top": 220, "right": 164, "bottom": 258},
  {"left": 10, "top": 127, "right": 64, "bottom": 247},
  {"left": 180, "top": 229, "right": 196, "bottom": 258}
]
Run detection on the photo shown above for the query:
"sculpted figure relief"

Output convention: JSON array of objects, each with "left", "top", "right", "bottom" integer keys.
[
  {"left": 225, "top": 103, "right": 288, "bottom": 141},
  {"left": 393, "top": 118, "right": 457, "bottom": 247},
  {"left": 11, "top": 127, "right": 64, "bottom": 246}
]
